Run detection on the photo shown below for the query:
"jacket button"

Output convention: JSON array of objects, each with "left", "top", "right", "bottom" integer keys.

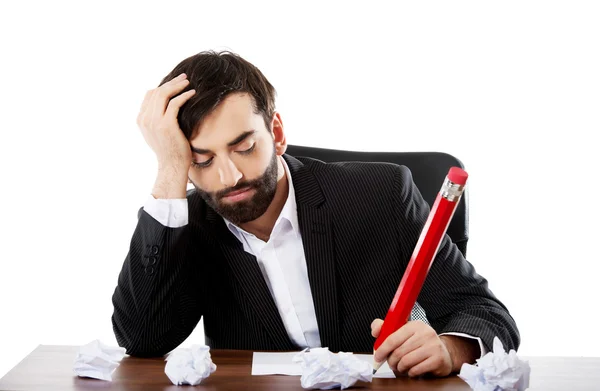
[
  {"left": 148, "top": 256, "right": 157, "bottom": 266},
  {"left": 151, "top": 245, "right": 159, "bottom": 255},
  {"left": 144, "top": 266, "right": 155, "bottom": 275}
]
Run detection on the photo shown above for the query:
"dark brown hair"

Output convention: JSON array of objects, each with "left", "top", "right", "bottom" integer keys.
[{"left": 159, "top": 50, "right": 277, "bottom": 140}]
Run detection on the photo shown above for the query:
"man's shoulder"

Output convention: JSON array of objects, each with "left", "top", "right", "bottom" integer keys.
[
  {"left": 292, "top": 155, "right": 410, "bottom": 185},
  {"left": 288, "top": 155, "right": 415, "bottom": 204}
]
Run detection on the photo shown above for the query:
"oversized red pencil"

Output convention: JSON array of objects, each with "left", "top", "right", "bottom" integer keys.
[{"left": 373, "top": 167, "right": 468, "bottom": 372}]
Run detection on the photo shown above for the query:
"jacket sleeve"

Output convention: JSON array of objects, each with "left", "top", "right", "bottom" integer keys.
[
  {"left": 392, "top": 165, "right": 520, "bottom": 352},
  {"left": 111, "top": 208, "right": 203, "bottom": 357}
]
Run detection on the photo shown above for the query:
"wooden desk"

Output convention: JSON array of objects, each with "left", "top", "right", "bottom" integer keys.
[{"left": 1, "top": 345, "right": 598, "bottom": 390}]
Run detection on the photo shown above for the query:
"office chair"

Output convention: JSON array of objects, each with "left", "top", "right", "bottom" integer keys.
[{"left": 285, "top": 145, "right": 470, "bottom": 325}]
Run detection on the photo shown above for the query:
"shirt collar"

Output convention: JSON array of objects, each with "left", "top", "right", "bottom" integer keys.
[{"left": 223, "top": 156, "right": 301, "bottom": 241}]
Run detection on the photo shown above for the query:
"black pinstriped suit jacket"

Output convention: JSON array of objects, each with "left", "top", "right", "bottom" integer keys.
[{"left": 111, "top": 154, "right": 520, "bottom": 357}]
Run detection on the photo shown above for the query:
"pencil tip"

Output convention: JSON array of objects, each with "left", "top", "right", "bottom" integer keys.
[
  {"left": 372, "top": 359, "right": 382, "bottom": 374},
  {"left": 372, "top": 349, "right": 382, "bottom": 374}
]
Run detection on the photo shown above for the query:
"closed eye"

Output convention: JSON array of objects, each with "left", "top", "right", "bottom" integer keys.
[
  {"left": 191, "top": 157, "right": 213, "bottom": 168},
  {"left": 191, "top": 144, "right": 255, "bottom": 169},
  {"left": 236, "top": 144, "right": 256, "bottom": 155}
]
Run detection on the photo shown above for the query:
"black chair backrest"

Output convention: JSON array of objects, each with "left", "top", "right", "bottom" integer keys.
[{"left": 286, "top": 145, "right": 469, "bottom": 258}]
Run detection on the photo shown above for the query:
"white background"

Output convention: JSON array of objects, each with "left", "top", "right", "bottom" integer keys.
[{"left": 1, "top": 0, "right": 599, "bottom": 378}]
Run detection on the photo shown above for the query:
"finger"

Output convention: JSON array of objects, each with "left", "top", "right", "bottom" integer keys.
[
  {"left": 148, "top": 73, "right": 187, "bottom": 107},
  {"left": 165, "top": 72, "right": 188, "bottom": 85},
  {"left": 374, "top": 321, "right": 433, "bottom": 363},
  {"left": 147, "top": 83, "right": 191, "bottom": 127},
  {"left": 142, "top": 73, "right": 186, "bottom": 109},
  {"left": 140, "top": 89, "right": 154, "bottom": 110},
  {"left": 393, "top": 345, "right": 430, "bottom": 375},
  {"left": 137, "top": 90, "right": 156, "bottom": 127},
  {"left": 157, "top": 78, "right": 190, "bottom": 105},
  {"left": 152, "top": 77, "right": 190, "bottom": 114},
  {"left": 407, "top": 355, "right": 444, "bottom": 378},
  {"left": 137, "top": 90, "right": 156, "bottom": 126},
  {"left": 392, "top": 325, "right": 435, "bottom": 359},
  {"left": 371, "top": 319, "right": 383, "bottom": 338},
  {"left": 165, "top": 89, "right": 196, "bottom": 118},
  {"left": 386, "top": 334, "right": 423, "bottom": 370},
  {"left": 374, "top": 324, "right": 415, "bottom": 363},
  {"left": 374, "top": 321, "right": 430, "bottom": 362}
]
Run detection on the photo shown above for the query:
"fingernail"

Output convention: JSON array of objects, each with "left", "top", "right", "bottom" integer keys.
[{"left": 178, "top": 73, "right": 187, "bottom": 78}]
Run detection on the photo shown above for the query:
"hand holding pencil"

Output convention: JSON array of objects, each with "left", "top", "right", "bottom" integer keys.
[{"left": 371, "top": 167, "right": 471, "bottom": 377}]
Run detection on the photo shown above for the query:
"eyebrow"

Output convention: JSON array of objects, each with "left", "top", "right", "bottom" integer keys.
[{"left": 190, "top": 130, "right": 256, "bottom": 154}]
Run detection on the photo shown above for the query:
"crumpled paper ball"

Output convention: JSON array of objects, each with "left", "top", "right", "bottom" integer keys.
[
  {"left": 73, "top": 339, "right": 127, "bottom": 381},
  {"left": 165, "top": 344, "right": 217, "bottom": 385},
  {"left": 459, "top": 336, "right": 530, "bottom": 391},
  {"left": 293, "top": 348, "right": 373, "bottom": 390}
]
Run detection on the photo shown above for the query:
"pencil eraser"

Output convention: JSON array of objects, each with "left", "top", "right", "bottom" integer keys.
[{"left": 448, "top": 167, "right": 468, "bottom": 185}]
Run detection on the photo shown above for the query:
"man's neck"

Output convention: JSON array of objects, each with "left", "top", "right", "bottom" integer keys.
[{"left": 238, "top": 158, "right": 289, "bottom": 242}]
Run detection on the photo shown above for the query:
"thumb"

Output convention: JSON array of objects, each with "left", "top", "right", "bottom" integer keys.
[{"left": 371, "top": 318, "right": 384, "bottom": 338}]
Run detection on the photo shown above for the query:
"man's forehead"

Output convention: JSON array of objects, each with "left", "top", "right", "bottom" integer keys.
[{"left": 192, "top": 98, "right": 260, "bottom": 138}]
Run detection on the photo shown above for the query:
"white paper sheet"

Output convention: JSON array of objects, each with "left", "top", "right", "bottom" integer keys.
[{"left": 251, "top": 351, "right": 396, "bottom": 378}]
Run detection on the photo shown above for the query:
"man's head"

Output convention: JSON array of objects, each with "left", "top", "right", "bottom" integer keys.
[{"left": 159, "top": 51, "right": 287, "bottom": 225}]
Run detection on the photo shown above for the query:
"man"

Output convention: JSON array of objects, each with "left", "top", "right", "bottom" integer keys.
[{"left": 112, "top": 50, "right": 519, "bottom": 378}]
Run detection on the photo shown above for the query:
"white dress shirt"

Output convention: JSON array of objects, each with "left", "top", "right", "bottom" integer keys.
[
  {"left": 143, "top": 157, "right": 487, "bottom": 355},
  {"left": 220, "top": 159, "right": 321, "bottom": 348}
]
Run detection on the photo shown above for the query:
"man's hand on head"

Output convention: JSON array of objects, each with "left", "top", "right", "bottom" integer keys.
[
  {"left": 137, "top": 73, "right": 196, "bottom": 199},
  {"left": 371, "top": 318, "right": 479, "bottom": 378}
]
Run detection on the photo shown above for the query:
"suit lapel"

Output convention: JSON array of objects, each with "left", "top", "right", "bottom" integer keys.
[
  {"left": 285, "top": 155, "right": 341, "bottom": 352},
  {"left": 204, "top": 206, "right": 295, "bottom": 349}
]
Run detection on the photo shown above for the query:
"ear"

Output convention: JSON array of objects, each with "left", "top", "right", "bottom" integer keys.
[{"left": 271, "top": 112, "right": 287, "bottom": 156}]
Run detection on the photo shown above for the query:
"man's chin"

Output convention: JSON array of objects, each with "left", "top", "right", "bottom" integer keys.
[
  {"left": 216, "top": 196, "right": 253, "bottom": 209},
  {"left": 216, "top": 202, "right": 266, "bottom": 225},
  {"left": 222, "top": 213, "right": 264, "bottom": 226}
]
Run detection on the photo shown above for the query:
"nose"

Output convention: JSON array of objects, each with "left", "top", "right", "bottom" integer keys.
[{"left": 217, "top": 157, "right": 243, "bottom": 188}]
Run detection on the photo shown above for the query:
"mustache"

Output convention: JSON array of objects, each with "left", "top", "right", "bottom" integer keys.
[{"left": 215, "top": 180, "right": 259, "bottom": 199}]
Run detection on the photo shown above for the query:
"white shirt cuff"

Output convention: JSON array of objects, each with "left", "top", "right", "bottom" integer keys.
[
  {"left": 143, "top": 195, "right": 188, "bottom": 228},
  {"left": 439, "top": 332, "right": 488, "bottom": 358}
]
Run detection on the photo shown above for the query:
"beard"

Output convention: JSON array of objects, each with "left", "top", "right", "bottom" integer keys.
[{"left": 193, "top": 148, "right": 279, "bottom": 226}]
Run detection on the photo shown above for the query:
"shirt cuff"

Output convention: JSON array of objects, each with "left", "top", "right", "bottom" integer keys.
[
  {"left": 439, "top": 332, "right": 488, "bottom": 358},
  {"left": 143, "top": 195, "right": 188, "bottom": 228}
]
